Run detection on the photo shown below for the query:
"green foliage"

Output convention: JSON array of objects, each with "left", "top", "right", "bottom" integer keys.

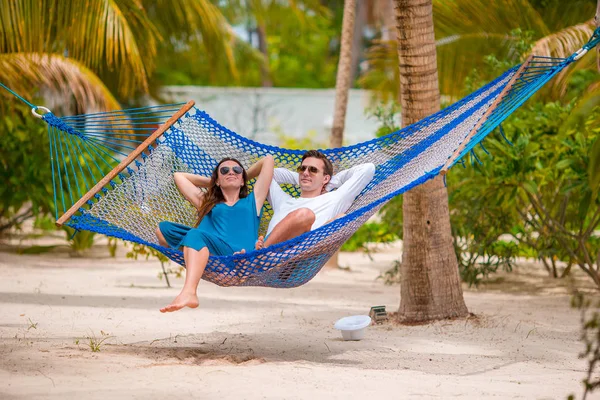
[
  {"left": 449, "top": 102, "right": 600, "bottom": 286},
  {"left": 453, "top": 235, "right": 518, "bottom": 286},
  {"left": 33, "top": 214, "right": 57, "bottom": 231},
  {"left": 377, "top": 260, "right": 401, "bottom": 286},
  {"left": 107, "top": 237, "right": 119, "bottom": 258},
  {"left": 125, "top": 242, "right": 170, "bottom": 264},
  {"left": 275, "top": 129, "right": 327, "bottom": 150},
  {"left": 463, "top": 29, "right": 535, "bottom": 96},
  {"left": 1, "top": 101, "right": 99, "bottom": 257},
  {"left": 27, "top": 318, "right": 38, "bottom": 330},
  {"left": 369, "top": 103, "right": 403, "bottom": 238},
  {"left": 64, "top": 227, "right": 96, "bottom": 256},
  {"left": 0, "top": 102, "right": 53, "bottom": 233},
  {"left": 342, "top": 103, "right": 403, "bottom": 252},
  {"left": 154, "top": 1, "right": 341, "bottom": 88},
  {"left": 364, "top": 0, "right": 598, "bottom": 101},
  {"left": 589, "top": 136, "right": 600, "bottom": 197},
  {"left": 84, "top": 331, "right": 113, "bottom": 353},
  {"left": 2, "top": 0, "right": 238, "bottom": 106},
  {"left": 125, "top": 242, "right": 181, "bottom": 287},
  {"left": 356, "top": 95, "right": 600, "bottom": 288},
  {"left": 368, "top": 102, "right": 401, "bottom": 137},
  {"left": 267, "top": 12, "right": 339, "bottom": 88},
  {"left": 341, "top": 222, "right": 398, "bottom": 252}
]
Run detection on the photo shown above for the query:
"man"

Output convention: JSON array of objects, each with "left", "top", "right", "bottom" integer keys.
[{"left": 248, "top": 150, "right": 375, "bottom": 249}]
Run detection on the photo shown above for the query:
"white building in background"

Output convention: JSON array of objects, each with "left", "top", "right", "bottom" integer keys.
[{"left": 161, "top": 86, "right": 383, "bottom": 147}]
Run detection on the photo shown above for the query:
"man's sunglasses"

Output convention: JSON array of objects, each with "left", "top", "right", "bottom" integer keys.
[
  {"left": 297, "top": 165, "right": 321, "bottom": 175},
  {"left": 219, "top": 166, "right": 244, "bottom": 175}
]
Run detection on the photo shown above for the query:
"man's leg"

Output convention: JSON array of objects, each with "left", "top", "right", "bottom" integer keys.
[{"left": 258, "top": 208, "right": 315, "bottom": 249}]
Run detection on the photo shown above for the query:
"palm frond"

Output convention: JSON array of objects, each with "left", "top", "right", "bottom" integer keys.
[
  {"left": 530, "top": 20, "right": 596, "bottom": 58},
  {"left": 552, "top": 53, "right": 595, "bottom": 98},
  {"left": 0, "top": 0, "right": 158, "bottom": 98},
  {"left": 360, "top": 33, "right": 519, "bottom": 100},
  {"left": 436, "top": 33, "right": 521, "bottom": 97},
  {"left": 433, "top": 0, "right": 550, "bottom": 38},
  {"left": 56, "top": 0, "right": 158, "bottom": 97},
  {"left": 0, "top": 52, "right": 120, "bottom": 112},
  {"left": 358, "top": 39, "right": 398, "bottom": 103},
  {"left": 534, "top": 0, "right": 598, "bottom": 33},
  {"left": 360, "top": 0, "right": 597, "bottom": 100},
  {"left": 0, "top": 0, "right": 56, "bottom": 53},
  {"left": 144, "top": 0, "right": 238, "bottom": 78},
  {"left": 559, "top": 81, "right": 600, "bottom": 134}
]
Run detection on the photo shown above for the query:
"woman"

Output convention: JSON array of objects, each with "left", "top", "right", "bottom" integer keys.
[{"left": 157, "top": 155, "right": 274, "bottom": 313}]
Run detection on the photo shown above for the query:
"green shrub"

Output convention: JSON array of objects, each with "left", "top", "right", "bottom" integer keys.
[{"left": 341, "top": 222, "right": 398, "bottom": 252}]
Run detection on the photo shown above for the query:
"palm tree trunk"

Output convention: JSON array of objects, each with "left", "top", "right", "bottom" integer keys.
[
  {"left": 394, "top": 0, "right": 468, "bottom": 322},
  {"left": 330, "top": 0, "right": 356, "bottom": 149},
  {"left": 326, "top": 0, "right": 356, "bottom": 269},
  {"left": 257, "top": 23, "right": 272, "bottom": 87}
]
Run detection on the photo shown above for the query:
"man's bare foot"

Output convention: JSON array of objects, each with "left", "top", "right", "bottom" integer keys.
[
  {"left": 234, "top": 249, "right": 246, "bottom": 255},
  {"left": 255, "top": 236, "right": 265, "bottom": 250},
  {"left": 160, "top": 292, "right": 199, "bottom": 313}
]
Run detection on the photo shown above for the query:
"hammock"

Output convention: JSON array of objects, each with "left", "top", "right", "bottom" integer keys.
[{"left": 10, "top": 29, "right": 600, "bottom": 289}]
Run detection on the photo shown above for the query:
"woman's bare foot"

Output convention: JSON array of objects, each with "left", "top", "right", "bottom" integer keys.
[
  {"left": 255, "top": 236, "right": 265, "bottom": 250},
  {"left": 233, "top": 249, "right": 246, "bottom": 255},
  {"left": 160, "top": 292, "right": 199, "bottom": 313}
]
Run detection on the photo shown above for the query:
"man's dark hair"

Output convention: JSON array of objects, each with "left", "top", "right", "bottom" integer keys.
[{"left": 301, "top": 150, "right": 333, "bottom": 177}]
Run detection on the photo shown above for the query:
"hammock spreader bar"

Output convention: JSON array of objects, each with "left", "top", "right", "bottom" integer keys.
[{"left": 55, "top": 101, "right": 196, "bottom": 226}]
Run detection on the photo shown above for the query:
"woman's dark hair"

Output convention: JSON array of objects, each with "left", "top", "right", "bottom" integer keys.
[{"left": 195, "top": 157, "right": 248, "bottom": 225}]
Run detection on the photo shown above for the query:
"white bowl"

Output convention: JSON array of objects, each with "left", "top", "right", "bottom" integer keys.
[{"left": 334, "top": 315, "right": 372, "bottom": 341}]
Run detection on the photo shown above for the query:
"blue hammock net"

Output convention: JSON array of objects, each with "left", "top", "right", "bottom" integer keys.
[{"left": 37, "top": 49, "right": 588, "bottom": 288}]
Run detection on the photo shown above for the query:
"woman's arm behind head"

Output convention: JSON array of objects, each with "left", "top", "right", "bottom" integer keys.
[
  {"left": 173, "top": 172, "right": 208, "bottom": 210},
  {"left": 251, "top": 155, "right": 275, "bottom": 216}
]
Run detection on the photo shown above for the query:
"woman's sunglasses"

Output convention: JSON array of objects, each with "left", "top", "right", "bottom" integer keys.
[
  {"left": 219, "top": 166, "right": 244, "bottom": 175},
  {"left": 297, "top": 165, "right": 321, "bottom": 175}
]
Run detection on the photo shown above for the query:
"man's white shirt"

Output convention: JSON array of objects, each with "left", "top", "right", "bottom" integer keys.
[{"left": 266, "top": 163, "right": 376, "bottom": 236}]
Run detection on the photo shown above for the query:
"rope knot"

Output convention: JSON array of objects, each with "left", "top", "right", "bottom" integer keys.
[{"left": 42, "top": 113, "right": 85, "bottom": 139}]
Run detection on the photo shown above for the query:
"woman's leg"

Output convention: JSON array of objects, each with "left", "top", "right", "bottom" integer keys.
[
  {"left": 160, "top": 246, "right": 210, "bottom": 313},
  {"left": 155, "top": 227, "right": 168, "bottom": 247}
]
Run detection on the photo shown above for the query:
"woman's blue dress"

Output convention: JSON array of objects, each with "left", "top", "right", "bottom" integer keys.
[{"left": 159, "top": 192, "right": 261, "bottom": 255}]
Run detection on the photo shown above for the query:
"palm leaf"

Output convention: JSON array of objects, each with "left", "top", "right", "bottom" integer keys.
[
  {"left": 533, "top": 0, "right": 598, "bottom": 32},
  {"left": 144, "top": 0, "right": 238, "bottom": 78},
  {"left": 437, "top": 33, "right": 521, "bottom": 98},
  {"left": 0, "top": 52, "right": 120, "bottom": 112},
  {"left": 362, "top": 0, "right": 599, "bottom": 100},
  {"left": 530, "top": 20, "right": 596, "bottom": 58},
  {"left": 358, "top": 39, "right": 398, "bottom": 103},
  {"left": 360, "top": 0, "right": 551, "bottom": 100},
  {"left": 0, "top": 0, "right": 158, "bottom": 98},
  {"left": 55, "top": 0, "right": 158, "bottom": 97},
  {"left": 360, "top": 33, "right": 520, "bottom": 101},
  {"left": 590, "top": 136, "right": 600, "bottom": 197},
  {"left": 559, "top": 81, "right": 600, "bottom": 135},
  {"left": 433, "top": 0, "right": 550, "bottom": 38}
]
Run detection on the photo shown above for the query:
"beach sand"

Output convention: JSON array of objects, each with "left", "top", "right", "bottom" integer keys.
[{"left": 0, "top": 238, "right": 597, "bottom": 399}]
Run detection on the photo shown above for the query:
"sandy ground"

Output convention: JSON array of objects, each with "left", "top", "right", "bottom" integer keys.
[{"left": 0, "top": 237, "right": 598, "bottom": 400}]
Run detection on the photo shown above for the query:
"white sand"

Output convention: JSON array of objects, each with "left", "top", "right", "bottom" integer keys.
[{"left": 0, "top": 240, "right": 597, "bottom": 399}]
